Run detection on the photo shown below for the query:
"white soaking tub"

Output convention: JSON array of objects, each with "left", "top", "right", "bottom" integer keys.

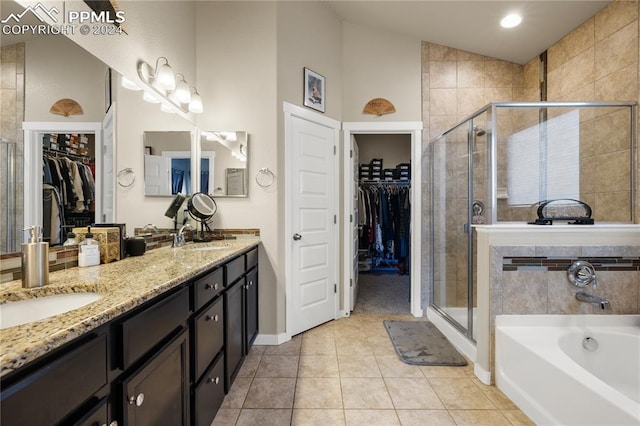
[{"left": 495, "top": 315, "right": 640, "bottom": 426}]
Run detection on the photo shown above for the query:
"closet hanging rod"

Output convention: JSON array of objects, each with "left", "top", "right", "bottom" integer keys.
[
  {"left": 360, "top": 180, "right": 411, "bottom": 187},
  {"left": 43, "top": 147, "right": 93, "bottom": 162}
]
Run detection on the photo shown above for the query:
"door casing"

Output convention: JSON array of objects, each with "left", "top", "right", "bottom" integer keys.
[{"left": 341, "top": 122, "right": 423, "bottom": 318}]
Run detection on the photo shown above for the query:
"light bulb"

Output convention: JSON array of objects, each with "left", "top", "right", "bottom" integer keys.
[
  {"left": 174, "top": 78, "right": 191, "bottom": 104},
  {"left": 188, "top": 92, "right": 203, "bottom": 113}
]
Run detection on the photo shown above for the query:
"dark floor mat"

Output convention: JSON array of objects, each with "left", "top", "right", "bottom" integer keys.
[{"left": 384, "top": 320, "right": 467, "bottom": 366}]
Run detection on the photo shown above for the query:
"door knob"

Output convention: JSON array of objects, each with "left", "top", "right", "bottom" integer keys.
[{"left": 293, "top": 233, "right": 302, "bottom": 241}]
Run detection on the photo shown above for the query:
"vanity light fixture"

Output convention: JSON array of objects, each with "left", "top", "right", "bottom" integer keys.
[
  {"left": 500, "top": 13, "right": 522, "bottom": 28},
  {"left": 135, "top": 57, "right": 204, "bottom": 115},
  {"left": 121, "top": 75, "right": 142, "bottom": 91}
]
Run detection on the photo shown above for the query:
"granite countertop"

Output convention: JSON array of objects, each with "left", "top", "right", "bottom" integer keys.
[{"left": 0, "top": 238, "right": 260, "bottom": 378}]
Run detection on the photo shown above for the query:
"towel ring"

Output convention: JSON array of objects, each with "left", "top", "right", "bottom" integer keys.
[
  {"left": 117, "top": 168, "right": 136, "bottom": 188},
  {"left": 255, "top": 167, "right": 275, "bottom": 188}
]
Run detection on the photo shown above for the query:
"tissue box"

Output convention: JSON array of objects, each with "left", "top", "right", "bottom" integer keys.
[{"left": 73, "top": 227, "right": 121, "bottom": 264}]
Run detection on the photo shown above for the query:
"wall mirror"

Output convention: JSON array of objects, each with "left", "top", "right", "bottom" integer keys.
[
  {"left": 143, "top": 131, "right": 194, "bottom": 196},
  {"left": 200, "top": 131, "right": 249, "bottom": 197}
]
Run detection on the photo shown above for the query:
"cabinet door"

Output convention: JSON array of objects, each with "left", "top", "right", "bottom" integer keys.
[
  {"left": 244, "top": 268, "right": 258, "bottom": 354},
  {"left": 122, "top": 328, "right": 189, "bottom": 426},
  {"left": 193, "top": 296, "right": 224, "bottom": 380},
  {"left": 224, "top": 279, "right": 244, "bottom": 393},
  {"left": 193, "top": 355, "right": 225, "bottom": 426}
]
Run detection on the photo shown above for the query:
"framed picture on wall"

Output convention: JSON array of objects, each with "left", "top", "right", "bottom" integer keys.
[{"left": 303, "top": 67, "right": 325, "bottom": 113}]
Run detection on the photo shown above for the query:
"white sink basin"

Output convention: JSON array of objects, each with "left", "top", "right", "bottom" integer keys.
[{"left": 0, "top": 293, "right": 102, "bottom": 330}]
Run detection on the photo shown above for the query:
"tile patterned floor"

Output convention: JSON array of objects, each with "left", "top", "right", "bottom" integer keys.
[{"left": 212, "top": 312, "right": 535, "bottom": 426}]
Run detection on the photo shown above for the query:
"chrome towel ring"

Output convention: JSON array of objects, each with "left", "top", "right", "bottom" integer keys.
[
  {"left": 117, "top": 168, "right": 136, "bottom": 188},
  {"left": 255, "top": 167, "right": 275, "bottom": 188}
]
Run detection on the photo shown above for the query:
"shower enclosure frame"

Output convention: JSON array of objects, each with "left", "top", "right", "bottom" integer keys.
[{"left": 429, "top": 100, "right": 637, "bottom": 353}]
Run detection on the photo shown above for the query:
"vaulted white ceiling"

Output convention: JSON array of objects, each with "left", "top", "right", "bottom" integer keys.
[{"left": 325, "top": 1, "right": 611, "bottom": 64}]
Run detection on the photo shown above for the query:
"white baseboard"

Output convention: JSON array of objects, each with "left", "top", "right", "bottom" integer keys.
[
  {"left": 474, "top": 364, "right": 492, "bottom": 385},
  {"left": 253, "top": 333, "right": 289, "bottom": 346}
]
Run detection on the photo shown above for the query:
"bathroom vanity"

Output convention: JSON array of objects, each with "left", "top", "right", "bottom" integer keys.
[{"left": 0, "top": 238, "right": 259, "bottom": 426}]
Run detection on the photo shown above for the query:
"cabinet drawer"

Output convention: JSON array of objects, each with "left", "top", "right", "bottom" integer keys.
[
  {"left": 193, "top": 354, "right": 225, "bottom": 426},
  {"left": 119, "top": 286, "right": 189, "bottom": 369},
  {"left": 225, "top": 255, "right": 245, "bottom": 286},
  {"left": 194, "top": 297, "right": 224, "bottom": 380},
  {"left": 193, "top": 267, "right": 223, "bottom": 312},
  {"left": 0, "top": 333, "right": 107, "bottom": 426},
  {"left": 246, "top": 247, "right": 258, "bottom": 269},
  {"left": 74, "top": 396, "right": 108, "bottom": 426}
]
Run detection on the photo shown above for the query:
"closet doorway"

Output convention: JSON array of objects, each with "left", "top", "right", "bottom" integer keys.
[{"left": 342, "top": 122, "right": 423, "bottom": 318}]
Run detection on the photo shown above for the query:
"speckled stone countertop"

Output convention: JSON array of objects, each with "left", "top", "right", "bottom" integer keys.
[{"left": 0, "top": 238, "right": 260, "bottom": 378}]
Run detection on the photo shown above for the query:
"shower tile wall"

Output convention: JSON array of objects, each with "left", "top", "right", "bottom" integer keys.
[
  {"left": 423, "top": 1, "right": 640, "bottom": 312},
  {"left": 421, "top": 42, "right": 525, "bottom": 309},
  {"left": 518, "top": 0, "right": 640, "bottom": 223},
  {"left": 0, "top": 43, "right": 25, "bottom": 253}
]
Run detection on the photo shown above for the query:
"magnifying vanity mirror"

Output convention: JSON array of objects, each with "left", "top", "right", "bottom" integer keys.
[
  {"left": 143, "top": 131, "right": 193, "bottom": 196},
  {"left": 200, "top": 131, "right": 249, "bottom": 197}
]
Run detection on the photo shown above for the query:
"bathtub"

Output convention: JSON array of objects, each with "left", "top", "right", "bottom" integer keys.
[{"left": 495, "top": 315, "right": 640, "bottom": 426}]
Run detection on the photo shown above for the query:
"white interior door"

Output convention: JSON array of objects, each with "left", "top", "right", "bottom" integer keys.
[
  {"left": 286, "top": 104, "right": 339, "bottom": 336},
  {"left": 144, "top": 155, "right": 171, "bottom": 195},
  {"left": 350, "top": 135, "right": 359, "bottom": 311}
]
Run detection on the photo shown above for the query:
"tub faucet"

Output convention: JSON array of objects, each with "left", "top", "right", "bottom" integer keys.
[{"left": 575, "top": 291, "right": 611, "bottom": 310}]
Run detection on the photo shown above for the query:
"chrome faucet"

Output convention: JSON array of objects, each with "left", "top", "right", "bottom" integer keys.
[
  {"left": 173, "top": 224, "right": 194, "bottom": 247},
  {"left": 575, "top": 291, "right": 611, "bottom": 310}
]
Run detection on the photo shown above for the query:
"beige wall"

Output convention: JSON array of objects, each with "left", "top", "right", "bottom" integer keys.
[
  {"left": 355, "top": 134, "right": 411, "bottom": 166},
  {"left": 24, "top": 36, "right": 106, "bottom": 122},
  {"left": 342, "top": 21, "right": 422, "bottom": 122}
]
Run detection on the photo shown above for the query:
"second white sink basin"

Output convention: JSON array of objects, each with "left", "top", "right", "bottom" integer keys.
[{"left": 0, "top": 293, "right": 102, "bottom": 330}]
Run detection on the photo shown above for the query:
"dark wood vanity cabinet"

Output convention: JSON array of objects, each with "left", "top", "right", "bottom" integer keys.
[
  {"left": 0, "top": 244, "right": 259, "bottom": 426},
  {"left": 121, "top": 328, "right": 190, "bottom": 426}
]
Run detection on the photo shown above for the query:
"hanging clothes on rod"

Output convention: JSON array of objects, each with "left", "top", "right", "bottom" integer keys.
[
  {"left": 42, "top": 148, "right": 95, "bottom": 245},
  {"left": 358, "top": 181, "right": 411, "bottom": 274}
]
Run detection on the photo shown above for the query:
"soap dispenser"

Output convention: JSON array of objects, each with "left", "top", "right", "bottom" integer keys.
[
  {"left": 21, "top": 225, "right": 49, "bottom": 288},
  {"left": 78, "top": 226, "right": 101, "bottom": 267}
]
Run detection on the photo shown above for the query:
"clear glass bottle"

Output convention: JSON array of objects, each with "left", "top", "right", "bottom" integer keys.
[
  {"left": 78, "top": 227, "right": 100, "bottom": 267},
  {"left": 63, "top": 231, "right": 77, "bottom": 246}
]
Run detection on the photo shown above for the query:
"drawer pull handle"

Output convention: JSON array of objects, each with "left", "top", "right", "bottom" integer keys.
[
  {"left": 205, "top": 283, "right": 219, "bottom": 291},
  {"left": 207, "top": 376, "right": 220, "bottom": 384},
  {"left": 206, "top": 314, "right": 219, "bottom": 322},
  {"left": 109, "top": 422, "right": 118, "bottom": 426},
  {"left": 128, "top": 393, "right": 145, "bottom": 406},
  {"left": 249, "top": 280, "right": 253, "bottom": 286}
]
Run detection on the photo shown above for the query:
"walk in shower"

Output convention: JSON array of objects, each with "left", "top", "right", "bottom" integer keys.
[{"left": 429, "top": 101, "right": 636, "bottom": 346}]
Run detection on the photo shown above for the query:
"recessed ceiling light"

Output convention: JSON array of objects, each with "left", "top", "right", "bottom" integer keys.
[{"left": 501, "top": 13, "right": 522, "bottom": 28}]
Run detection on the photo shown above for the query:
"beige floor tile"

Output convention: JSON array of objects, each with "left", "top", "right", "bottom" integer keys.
[
  {"left": 221, "top": 377, "right": 252, "bottom": 408},
  {"left": 341, "top": 378, "right": 394, "bottom": 409},
  {"left": 243, "top": 377, "right": 296, "bottom": 408},
  {"left": 211, "top": 408, "right": 240, "bottom": 426},
  {"left": 344, "top": 409, "right": 400, "bottom": 425},
  {"left": 298, "top": 354, "right": 339, "bottom": 377},
  {"left": 336, "top": 339, "right": 374, "bottom": 356},
  {"left": 375, "top": 354, "right": 425, "bottom": 378},
  {"left": 480, "top": 386, "right": 519, "bottom": 410},
  {"left": 255, "top": 354, "right": 300, "bottom": 377},
  {"left": 420, "top": 365, "right": 470, "bottom": 378},
  {"left": 263, "top": 335, "right": 302, "bottom": 355},
  {"left": 294, "top": 377, "right": 343, "bottom": 409},
  {"left": 395, "top": 409, "right": 456, "bottom": 426},
  {"left": 237, "top": 352, "right": 262, "bottom": 378},
  {"left": 384, "top": 377, "right": 445, "bottom": 409},
  {"left": 501, "top": 409, "right": 536, "bottom": 426},
  {"left": 338, "top": 354, "right": 381, "bottom": 377},
  {"left": 448, "top": 409, "right": 512, "bottom": 425},
  {"left": 302, "top": 324, "right": 335, "bottom": 339},
  {"left": 429, "top": 378, "right": 495, "bottom": 410},
  {"left": 248, "top": 345, "right": 266, "bottom": 356},
  {"left": 291, "top": 409, "right": 346, "bottom": 426},
  {"left": 235, "top": 408, "right": 292, "bottom": 426},
  {"left": 301, "top": 333, "right": 336, "bottom": 355}
]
